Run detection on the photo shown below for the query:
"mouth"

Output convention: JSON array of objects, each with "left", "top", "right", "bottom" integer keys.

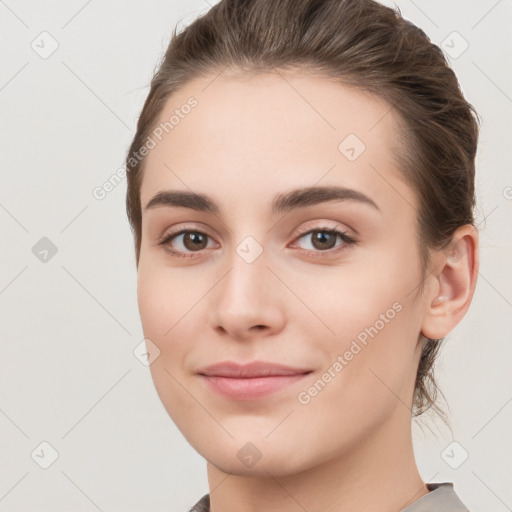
[{"left": 197, "top": 360, "right": 313, "bottom": 400}]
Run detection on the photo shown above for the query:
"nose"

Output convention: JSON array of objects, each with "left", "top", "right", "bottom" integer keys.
[{"left": 208, "top": 249, "right": 286, "bottom": 341}]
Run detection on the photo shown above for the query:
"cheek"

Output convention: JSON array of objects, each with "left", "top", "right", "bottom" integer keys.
[
  {"left": 137, "top": 267, "right": 200, "bottom": 431},
  {"left": 294, "top": 299, "right": 420, "bottom": 456},
  {"left": 301, "top": 247, "right": 423, "bottom": 407},
  {"left": 136, "top": 263, "right": 213, "bottom": 382},
  {"left": 137, "top": 262, "right": 201, "bottom": 339},
  {"left": 136, "top": 266, "right": 190, "bottom": 384},
  {"left": 298, "top": 253, "right": 419, "bottom": 343}
]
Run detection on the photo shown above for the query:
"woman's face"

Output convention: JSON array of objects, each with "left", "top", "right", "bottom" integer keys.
[{"left": 137, "top": 70, "right": 434, "bottom": 476}]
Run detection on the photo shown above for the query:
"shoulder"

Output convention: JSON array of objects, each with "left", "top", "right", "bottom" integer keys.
[
  {"left": 188, "top": 483, "right": 470, "bottom": 512},
  {"left": 401, "top": 482, "right": 470, "bottom": 511},
  {"left": 188, "top": 493, "right": 210, "bottom": 512}
]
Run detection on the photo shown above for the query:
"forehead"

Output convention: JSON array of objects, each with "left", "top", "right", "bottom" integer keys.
[{"left": 140, "top": 69, "right": 413, "bottom": 215}]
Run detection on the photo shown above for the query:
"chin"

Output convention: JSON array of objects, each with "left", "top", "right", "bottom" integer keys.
[
  {"left": 194, "top": 433, "right": 317, "bottom": 478},
  {"left": 205, "top": 449, "right": 305, "bottom": 478}
]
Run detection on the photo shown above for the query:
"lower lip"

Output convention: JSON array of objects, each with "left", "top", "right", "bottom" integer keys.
[{"left": 200, "top": 373, "right": 310, "bottom": 400}]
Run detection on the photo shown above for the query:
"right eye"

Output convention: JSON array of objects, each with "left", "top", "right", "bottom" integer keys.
[{"left": 158, "top": 230, "right": 217, "bottom": 258}]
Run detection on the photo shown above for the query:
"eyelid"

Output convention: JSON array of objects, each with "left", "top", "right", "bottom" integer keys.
[
  {"left": 155, "top": 223, "right": 216, "bottom": 246},
  {"left": 157, "top": 221, "right": 348, "bottom": 243},
  {"left": 290, "top": 224, "right": 356, "bottom": 250},
  {"left": 291, "top": 220, "right": 352, "bottom": 239},
  {"left": 157, "top": 221, "right": 357, "bottom": 257}
]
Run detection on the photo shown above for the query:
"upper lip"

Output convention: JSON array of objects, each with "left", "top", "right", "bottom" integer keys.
[{"left": 198, "top": 360, "right": 312, "bottom": 378}]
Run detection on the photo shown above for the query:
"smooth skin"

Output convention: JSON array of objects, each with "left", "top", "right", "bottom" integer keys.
[{"left": 136, "top": 69, "right": 479, "bottom": 512}]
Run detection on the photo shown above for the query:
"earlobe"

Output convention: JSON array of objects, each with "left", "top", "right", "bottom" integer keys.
[{"left": 421, "top": 225, "right": 479, "bottom": 340}]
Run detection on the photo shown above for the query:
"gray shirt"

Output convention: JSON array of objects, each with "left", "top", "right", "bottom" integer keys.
[{"left": 187, "top": 482, "right": 469, "bottom": 512}]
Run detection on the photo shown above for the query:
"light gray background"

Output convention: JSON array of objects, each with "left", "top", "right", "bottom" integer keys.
[{"left": 1, "top": 1, "right": 511, "bottom": 510}]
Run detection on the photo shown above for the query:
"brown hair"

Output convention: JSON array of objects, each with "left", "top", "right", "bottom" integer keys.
[{"left": 125, "top": 0, "right": 480, "bottom": 421}]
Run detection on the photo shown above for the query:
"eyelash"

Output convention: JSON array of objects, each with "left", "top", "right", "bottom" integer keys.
[{"left": 157, "top": 226, "right": 357, "bottom": 259}]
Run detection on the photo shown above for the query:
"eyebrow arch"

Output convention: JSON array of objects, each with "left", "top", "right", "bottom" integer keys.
[{"left": 144, "top": 185, "right": 380, "bottom": 214}]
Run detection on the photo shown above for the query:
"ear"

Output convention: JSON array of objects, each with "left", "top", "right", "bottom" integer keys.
[{"left": 421, "top": 224, "right": 479, "bottom": 340}]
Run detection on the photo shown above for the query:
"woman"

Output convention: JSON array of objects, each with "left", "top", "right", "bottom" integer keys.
[{"left": 125, "top": 0, "right": 480, "bottom": 510}]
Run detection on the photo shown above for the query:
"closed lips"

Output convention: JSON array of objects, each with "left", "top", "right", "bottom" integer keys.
[{"left": 197, "top": 361, "right": 313, "bottom": 378}]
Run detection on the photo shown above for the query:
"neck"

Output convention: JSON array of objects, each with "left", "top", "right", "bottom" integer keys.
[{"left": 206, "top": 407, "right": 428, "bottom": 512}]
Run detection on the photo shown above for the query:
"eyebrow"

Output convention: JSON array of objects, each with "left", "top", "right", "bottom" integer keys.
[{"left": 144, "top": 185, "right": 380, "bottom": 215}]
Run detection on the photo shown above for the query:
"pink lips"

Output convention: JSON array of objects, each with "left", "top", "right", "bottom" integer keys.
[{"left": 197, "top": 360, "right": 312, "bottom": 400}]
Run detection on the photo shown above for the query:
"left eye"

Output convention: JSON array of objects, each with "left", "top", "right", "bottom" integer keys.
[{"left": 294, "top": 228, "right": 355, "bottom": 252}]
